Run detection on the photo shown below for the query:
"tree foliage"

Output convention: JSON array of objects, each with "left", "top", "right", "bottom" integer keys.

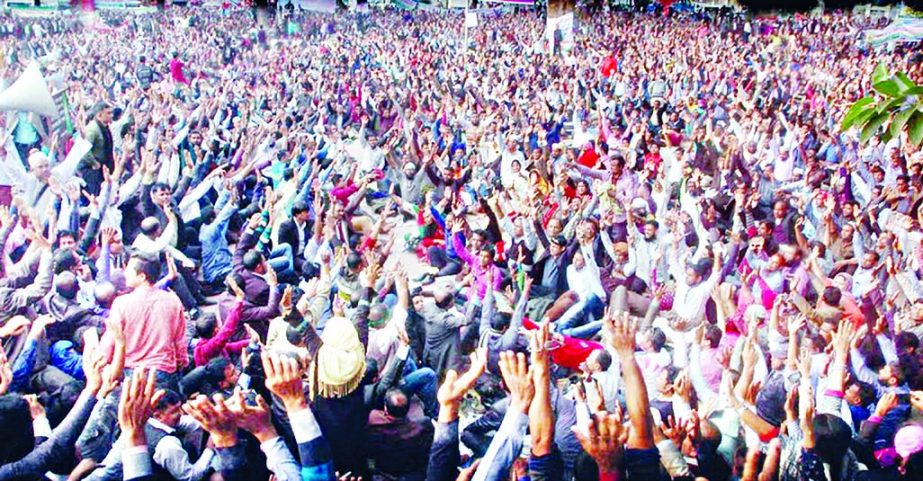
[{"left": 841, "top": 63, "right": 923, "bottom": 147}]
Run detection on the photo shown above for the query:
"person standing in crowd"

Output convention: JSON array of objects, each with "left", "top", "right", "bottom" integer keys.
[{"left": 78, "top": 102, "right": 115, "bottom": 196}]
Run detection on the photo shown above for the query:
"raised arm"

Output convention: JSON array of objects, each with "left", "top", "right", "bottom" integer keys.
[
  {"left": 428, "top": 350, "right": 487, "bottom": 481},
  {"left": 606, "top": 311, "right": 654, "bottom": 449}
]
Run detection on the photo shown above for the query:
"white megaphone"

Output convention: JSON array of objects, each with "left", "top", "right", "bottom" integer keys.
[{"left": 0, "top": 62, "right": 59, "bottom": 118}]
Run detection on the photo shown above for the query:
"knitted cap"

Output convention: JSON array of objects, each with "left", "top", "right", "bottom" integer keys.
[{"left": 309, "top": 316, "right": 366, "bottom": 399}]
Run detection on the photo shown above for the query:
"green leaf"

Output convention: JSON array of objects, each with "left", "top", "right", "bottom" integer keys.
[
  {"left": 872, "top": 63, "right": 889, "bottom": 84},
  {"left": 907, "top": 86, "right": 923, "bottom": 96},
  {"left": 876, "top": 96, "right": 905, "bottom": 114},
  {"left": 881, "top": 128, "right": 893, "bottom": 144},
  {"left": 860, "top": 112, "right": 889, "bottom": 143},
  {"left": 852, "top": 108, "right": 878, "bottom": 132},
  {"left": 841, "top": 96, "right": 876, "bottom": 130},
  {"left": 891, "top": 108, "right": 915, "bottom": 138},
  {"left": 895, "top": 72, "right": 918, "bottom": 91},
  {"left": 873, "top": 79, "right": 903, "bottom": 98},
  {"left": 910, "top": 112, "right": 923, "bottom": 147}
]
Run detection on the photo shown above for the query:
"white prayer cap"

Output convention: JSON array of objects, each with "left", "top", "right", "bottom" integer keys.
[{"left": 27, "top": 150, "right": 50, "bottom": 167}]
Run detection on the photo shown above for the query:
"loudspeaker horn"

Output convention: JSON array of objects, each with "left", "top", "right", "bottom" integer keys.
[{"left": 0, "top": 62, "right": 59, "bottom": 118}]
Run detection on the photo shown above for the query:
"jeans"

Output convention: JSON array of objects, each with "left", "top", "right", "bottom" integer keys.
[
  {"left": 427, "top": 246, "right": 462, "bottom": 277},
  {"left": 556, "top": 294, "right": 605, "bottom": 339},
  {"left": 268, "top": 244, "right": 298, "bottom": 282},
  {"left": 268, "top": 243, "right": 294, "bottom": 273},
  {"left": 399, "top": 358, "right": 437, "bottom": 418}
]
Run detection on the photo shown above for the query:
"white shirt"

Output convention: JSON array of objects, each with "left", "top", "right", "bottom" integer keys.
[
  {"left": 500, "top": 148, "right": 525, "bottom": 189},
  {"left": 566, "top": 257, "right": 606, "bottom": 301},
  {"left": 148, "top": 417, "right": 215, "bottom": 481},
  {"left": 668, "top": 252, "right": 719, "bottom": 322}
]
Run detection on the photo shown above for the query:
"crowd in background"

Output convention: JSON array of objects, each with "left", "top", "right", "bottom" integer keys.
[{"left": 0, "top": 4, "right": 922, "bottom": 481}]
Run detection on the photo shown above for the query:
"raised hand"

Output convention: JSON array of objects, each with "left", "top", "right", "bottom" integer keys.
[
  {"left": 800, "top": 382, "right": 816, "bottom": 449},
  {"left": 498, "top": 351, "right": 534, "bottom": 414},
  {"left": 82, "top": 333, "right": 107, "bottom": 395},
  {"left": 873, "top": 392, "right": 899, "bottom": 419},
  {"left": 0, "top": 206, "right": 13, "bottom": 230},
  {"left": 165, "top": 253, "right": 178, "bottom": 281},
  {"left": 227, "top": 275, "right": 246, "bottom": 301},
  {"left": 436, "top": 348, "right": 486, "bottom": 422},
  {"left": 832, "top": 320, "right": 855, "bottom": 362},
  {"left": 279, "top": 285, "right": 295, "bottom": 316},
  {"left": 261, "top": 353, "right": 307, "bottom": 412},
  {"left": 741, "top": 339, "right": 760, "bottom": 368},
  {"left": 608, "top": 311, "right": 637, "bottom": 357},
  {"left": 182, "top": 394, "right": 238, "bottom": 448},
  {"left": 100, "top": 227, "right": 117, "bottom": 247},
  {"left": 361, "top": 261, "right": 381, "bottom": 289},
  {"left": 529, "top": 321, "right": 552, "bottom": 380},
  {"left": 247, "top": 212, "right": 263, "bottom": 230},
  {"left": 227, "top": 389, "right": 277, "bottom": 442},
  {"left": 265, "top": 264, "right": 278, "bottom": 287},
  {"left": 118, "top": 368, "right": 161, "bottom": 448},
  {"left": 572, "top": 409, "right": 624, "bottom": 475},
  {"left": 0, "top": 352, "right": 12, "bottom": 395}
]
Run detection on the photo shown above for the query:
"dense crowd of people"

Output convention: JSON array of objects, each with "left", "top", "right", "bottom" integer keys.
[{"left": 0, "top": 3, "right": 922, "bottom": 481}]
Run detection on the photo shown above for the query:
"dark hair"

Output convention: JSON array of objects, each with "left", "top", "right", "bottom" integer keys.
[
  {"left": 151, "top": 182, "right": 171, "bottom": 194},
  {"left": 242, "top": 250, "right": 263, "bottom": 271},
  {"left": 205, "top": 357, "right": 232, "bottom": 383},
  {"left": 852, "top": 381, "right": 878, "bottom": 408},
  {"left": 822, "top": 286, "right": 842, "bottom": 306},
  {"left": 663, "top": 365, "right": 680, "bottom": 385},
  {"left": 809, "top": 240, "right": 827, "bottom": 257},
  {"left": 153, "top": 389, "right": 182, "bottom": 411},
  {"left": 57, "top": 229, "right": 77, "bottom": 244},
  {"left": 130, "top": 252, "right": 162, "bottom": 283},
  {"left": 226, "top": 273, "right": 247, "bottom": 296},
  {"left": 384, "top": 388, "right": 410, "bottom": 418},
  {"left": 0, "top": 395, "right": 33, "bottom": 464},
  {"left": 489, "top": 312, "right": 511, "bottom": 332},
  {"left": 594, "top": 349, "right": 612, "bottom": 371},
  {"left": 812, "top": 413, "right": 852, "bottom": 466},
  {"left": 196, "top": 313, "right": 218, "bottom": 339},
  {"left": 92, "top": 101, "right": 112, "bottom": 116},
  {"left": 285, "top": 323, "right": 305, "bottom": 345},
  {"left": 644, "top": 219, "right": 659, "bottom": 229},
  {"left": 649, "top": 328, "right": 667, "bottom": 351},
  {"left": 904, "top": 449, "right": 923, "bottom": 478},
  {"left": 292, "top": 201, "right": 309, "bottom": 216},
  {"left": 887, "top": 359, "right": 908, "bottom": 385},
  {"left": 346, "top": 252, "right": 363, "bottom": 270},
  {"left": 897, "top": 331, "right": 920, "bottom": 355},
  {"left": 53, "top": 248, "right": 79, "bottom": 274},
  {"left": 704, "top": 324, "right": 722, "bottom": 349}
]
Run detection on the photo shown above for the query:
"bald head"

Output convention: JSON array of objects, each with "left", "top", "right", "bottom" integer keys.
[
  {"left": 434, "top": 287, "right": 454, "bottom": 309},
  {"left": 140, "top": 217, "right": 161, "bottom": 236},
  {"left": 94, "top": 281, "right": 117, "bottom": 309},
  {"left": 368, "top": 303, "right": 387, "bottom": 326},
  {"left": 55, "top": 271, "right": 79, "bottom": 300}
]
